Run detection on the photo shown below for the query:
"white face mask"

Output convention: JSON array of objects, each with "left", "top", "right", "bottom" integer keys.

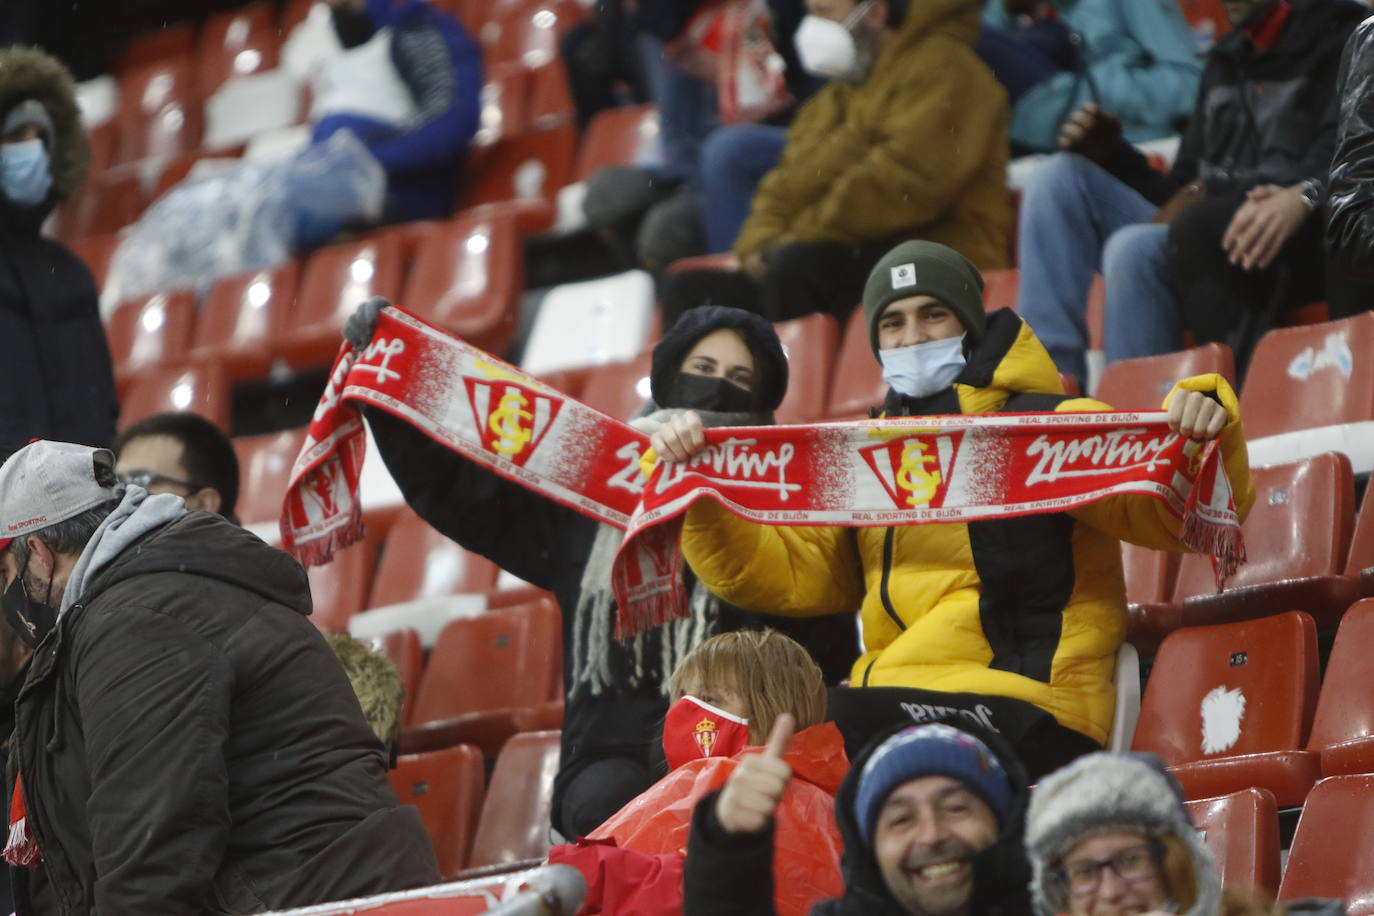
[
  {"left": 879, "top": 334, "right": 967, "bottom": 399},
  {"left": 795, "top": 1, "right": 872, "bottom": 80}
]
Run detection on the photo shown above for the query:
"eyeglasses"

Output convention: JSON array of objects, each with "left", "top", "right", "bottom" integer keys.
[
  {"left": 117, "top": 470, "right": 203, "bottom": 493},
  {"left": 1054, "top": 842, "right": 1163, "bottom": 898}
]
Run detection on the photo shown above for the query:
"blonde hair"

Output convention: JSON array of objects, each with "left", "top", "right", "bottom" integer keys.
[
  {"left": 668, "top": 629, "right": 827, "bottom": 742},
  {"left": 1158, "top": 834, "right": 1200, "bottom": 913}
]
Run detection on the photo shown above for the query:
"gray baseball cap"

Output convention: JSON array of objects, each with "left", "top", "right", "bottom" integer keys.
[{"left": 0, "top": 441, "right": 118, "bottom": 553}]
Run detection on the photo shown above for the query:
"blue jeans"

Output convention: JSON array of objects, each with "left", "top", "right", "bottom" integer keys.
[
  {"left": 637, "top": 34, "right": 718, "bottom": 185},
  {"left": 699, "top": 123, "right": 787, "bottom": 252},
  {"left": 1016, "top": 153, "right": 1182, "bottom": 385}
]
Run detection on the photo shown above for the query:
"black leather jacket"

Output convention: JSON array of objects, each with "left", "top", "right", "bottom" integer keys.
[{"left": 1327, "top": 18, "right": 1374, "bottom": 282}]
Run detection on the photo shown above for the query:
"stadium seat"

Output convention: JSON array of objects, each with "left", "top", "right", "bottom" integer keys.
[
  {"left": 1185, "top": 788, "right": 1279, "bottom": 894},
  {"left": 520, "top": 270, "right": 657, "bottom": 376},
  {"left": 84, "top": 121, "right": 117, "bottom": 178},
  {"left": 1347, "top": 491, "right": 1374, "bottom": 598},
  {"left": 390, "top": 745, "right": 486, "bottom": 879},
  {"left": 233, "top": 427, "right": 308, "bottom": 526},
  {"left": 119, "top": 362, "right": 231, "bottom": 432},
  {"left": 473, "top": 66, "right": 530, "bottom": 149},
  {"left": 117, "top": 24, "right": 198, "bottom": 74},
  {"left": 350, "top": 594, "right": 490, "bottom": 650},
  {"left": 67, "top": 234, "right": 122, "bottom": 298},
  {"left": 403, "top": 598, "right": 562, "bottom": 758},
  {"left": 1132, "top": 611, "right": 1321, "bottom": 806},
  {"left": 402, "top": 210, "right": 522, "bottom": 356},
  {"left": 1122, "top": 544, "right": 1181, "bottom": 655},
  {"left": 982, "top": 268, "right": 1018, "bottom": 311},
  {"left": 307, "top": 533, "right": 381, "bottom": 632},
  {"left": 826, "top": 307, "right": 885, "bottom": 420},
  {"left": 576, "top": 104, "right": 659, "bottom": 180},
  {"left": 457, "top": 123, "right": 577, "bottom": 234},
  {"left": 1093, "top": 343, "right": 1236, "bottom": 408},
  {"left": 1173, "top": 452, "right": 1357, "bottom": 629},
  {"left": 189, "top": 260, "right": 300, "bottom": 381},
  {"left": 525, "top": 61, "right": 575, "bottom": 130},
  {"left": 578, "top": 352, "right": 652, "bottom": 422},
  {"left": 1241, "top": 313, "right": 1374, "bottom": 470},
  {"left": 115, "top": 56, "right": 202, "bottom": 163},
  {"left": 1177, "top": 0, "right": 1231, "bottom": 40},
  {"left": 775, "top": 313, "right": 839, "bottom": 425},
  {"left": 1277, "top": 774, "right": 1374, "bottom": 913},
  {"left": 275, "top": 235, "right": 405, "bottom": 368},
  {"left": 278, "top": 0, "right": 317, "bottom": 36},
  {"left": 466, "top": 730, "right": 561, "bottom": 870},
  {"left": 105, "top": 288, "right": 199, "bottom": 390},
  {"left": 366, "top": 627, "right": 424, "bottom": 726},
  {"left": 61, "top": 167, "right": 147, "bottom": 238},
  {"left": 369, "top": 511, "right": 501, "bottom": 609},
  {"left": 196, "top": 2, "right": 279, "bottom": 96},
  {"left": 484, "top": 0, "right": 586, "bottom": 71},
  {"left": 1304, "top": 598, "right": 1374, "bottom": 777}
]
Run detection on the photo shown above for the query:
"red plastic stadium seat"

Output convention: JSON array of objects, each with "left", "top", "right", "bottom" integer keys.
[
  {"left": 525, "top": 62, "right": 575, "bottom": 130},
  {"left": 370, "top": 511, "right": 501, "bottom": 608},
  {"left": 1094, "top": 343, "right": 1236, "bottom": 409},
  {"left": 117, "top": 24, "right": 197, "bottom": 74},
  {"left": 62, "top": 167, "right": 147, "bottom": 238},
  {"left": 982, "top": 268, "right": 1018, "bottom": 311},
  {"left": 1305, "top": 599, "right": 1374, "bottom": 777},
  {"left": 1086, "top": 274, "right": 1106, "bottom": 352},
  {"left": 1347, "top": 492, "right": 1374, "bottom": 598},
  {"left": 276, "top": 236, "right": 404, "bottom": 368},
  {"left": 403, "top": 211, "right": 522, "bottom": 355},
  {"left": 115, "top": 56, "right": 202, "bottom": 164},
  {"left": 67, "top": 234, "right": 122, "bottom": 297},
  {"left": 826, "top": 306, "right": 886, "bottom": 421},
  {"left": 85, "top": 121, "right": 117, "bottom": 178},
  {"left": 389, "top": 745, "right": 486, "bottom": 878},
  {"left": 466, "top": 730, "right": 560, "bottom": 869},
  {"left": 473, "top": 65, "right": 530, "bottom": 149},
  {"left": 189, "top": 260, "right": 300, "bottom": 381},
  {"left": 1177, "top": 0, "right": 1231, "bottom": 39},
  {"left": 775, "top": 313, "right": 839, "bottom": 425},
  {"left": 119, "top": 363, "right": 231, "bottom": 432},
  {"left": 233, "top": 427, "right": 308, "bottom": 526},
  {"left": 279, "top": 0, "right": 317, "bottom": 36},
  {"left": 484, "top": 0, "right": 586, "bottom": 71},
  {"left": 403, "top": 598, "right": 561, "bottom": 757},
  {"left": 105, "top": 288, "right": 199, "bottom": 390},
  {"left": 307, "top": 534, "right": 381, "bottom": 632},
  {"left": 1277, "top": 774, "right": 1374, "bottom": 914},
  {"left": 1185, "top": 789, "right": 1280, "bottom": 894},
  {"left": 197, "top": 2, "right": 279, "bottom": 95},
  {"left": 1132, "top": 611, "right": 1321, "bottom": 806},
  {"left": 366, "top": 627, "right": 424, "bottom": 726},
  {"left": 576, "top": 104, "right": 659, "bottom": 181},
  {"left": 1240, "top": 313, "right": 1374, "bottom": 441},
  {"left": 578, "top": 352, "right": 653, "bottom": 422},
  {"left": 1172, "top": 453, "right": 1357, "bottom": 629},
  {"left": 665, "top": 253, "right": 739, "bottom": 275},
  {"left": 457, "top": 123, "right": 577, "bottom": 234}
]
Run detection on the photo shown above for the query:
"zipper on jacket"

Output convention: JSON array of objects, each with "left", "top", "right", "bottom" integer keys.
[{"left": 878, "top": 528, "right": 905, "bottom": 634}]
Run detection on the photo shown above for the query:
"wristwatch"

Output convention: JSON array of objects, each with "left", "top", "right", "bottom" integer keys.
[{"left": 1299, "top": 179, "right": 1323, "bottom": 212}]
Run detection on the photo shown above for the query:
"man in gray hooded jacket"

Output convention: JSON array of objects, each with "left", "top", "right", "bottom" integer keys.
[{"left": 0, "top": 440, "right": 439, "bottom": 915}]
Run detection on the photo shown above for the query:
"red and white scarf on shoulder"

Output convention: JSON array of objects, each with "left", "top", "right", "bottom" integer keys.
[{"left": 281, "top": 306, "right": 1245, "bottom": 636}]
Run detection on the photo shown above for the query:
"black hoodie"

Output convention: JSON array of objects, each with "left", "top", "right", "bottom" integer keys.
[
  {"left": 8, "top": 512, "right": 439, "bottom": 915},
  {"left": 683, "top": 718, "right": 1034, "bottom": 916}
]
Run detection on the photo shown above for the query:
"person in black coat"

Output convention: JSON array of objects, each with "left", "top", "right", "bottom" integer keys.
[
  {"left": 683, "top": 716, "right": 1033, "bottom": 916},
  {"left": 345, "top": 299, "right": 859, "bottom": 838},
  {"left": 1327, "top": 17, "right": 1374, "bottom": 291},
  {"left": 0, "top": 48, "right": 118, "bottom": 455}
]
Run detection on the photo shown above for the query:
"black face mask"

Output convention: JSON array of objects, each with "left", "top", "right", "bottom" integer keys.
[
  {"left": 666, "top": 373, "right": 756, "bottom": 413},
  {"left": 1, "top": 574, "right": 56, "bottom": 649},
  {"left": 331, "top": 5, "right": 377, "bottom": 49}
]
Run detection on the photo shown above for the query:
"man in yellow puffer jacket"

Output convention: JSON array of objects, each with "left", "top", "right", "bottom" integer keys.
[{"left": 651, "top": 241, "right": 1254, "bottom": 779}]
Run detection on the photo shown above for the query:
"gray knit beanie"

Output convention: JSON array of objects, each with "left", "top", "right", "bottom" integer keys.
[
  {"left": 1024, "top": 753, "right": 1221, "bottom": 916},
  {"left": 861, "top": 240, "right": 986, "bottom": 358}
]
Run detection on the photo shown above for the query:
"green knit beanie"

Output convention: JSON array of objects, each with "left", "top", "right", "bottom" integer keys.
[{"left": 861, "top": 240, "right": 986, "bottom": 357}]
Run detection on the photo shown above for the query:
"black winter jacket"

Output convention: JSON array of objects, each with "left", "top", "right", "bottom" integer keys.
[
  {"left": 1102, "top": 0, "right": 1368, "bottom": 206},
  {"left": 683, "top": 719, "right": 1034, "bottom": 916},
  {"left": 1327, "top": 18, "right": 1374, "bottom": 282},
  {"left": 8, "top": 512, "right": 438, "bottom": 915}
]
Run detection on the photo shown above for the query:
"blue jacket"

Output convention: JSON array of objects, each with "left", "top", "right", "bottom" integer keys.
[
  {"left": 982, "top": 0, "right": 1202, "bottom": 150},
  {"left": 312, "top": 0, "right": 482, "bottom": 221}
]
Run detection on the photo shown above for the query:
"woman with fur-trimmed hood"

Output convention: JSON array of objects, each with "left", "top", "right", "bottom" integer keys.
[
  {"left": 1025, "top": 753, "right": 1344, "bottom": 916},
  {"left": 0, "top": 47, "right": 118, "bottom": 454}
]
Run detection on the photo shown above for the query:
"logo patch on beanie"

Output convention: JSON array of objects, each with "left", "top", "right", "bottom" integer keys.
[{"left": 890, "top": 263, "right": 917, "bottom": 290}]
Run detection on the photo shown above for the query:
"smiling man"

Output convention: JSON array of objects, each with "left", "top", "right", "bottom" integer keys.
[{"left": 684, "top": 720, "right": 1033, "bottom": 916}]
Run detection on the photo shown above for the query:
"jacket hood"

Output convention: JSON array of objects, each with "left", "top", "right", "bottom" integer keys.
[
  {"left": 883, "top": 309, "right": 1065, "bottom": 416},
  {"left": 651, "top": 305, "right": 789, "bottom": 413},
  {"left": 0, "top": 48, "right": 89, "bottom": 207},
  {"left": 887, "top": 0, "right": 982, "bottom": 59},
  {"left": 826, "top": 717, "right": 1033, "bottom": 916},
  {"left": 736, "top": 721, "right": 850, "bottom": 795},
  {"left": 79, "top": 511, "right": 314, "bottom": 616}
]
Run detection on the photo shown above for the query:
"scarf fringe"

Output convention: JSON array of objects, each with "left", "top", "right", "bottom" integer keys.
[
  {"left": 295, "top": 510, "right": 365, "bottom": 569},
  {"left": 1180, "top": 510, "right": 1246, "bottom": 590}
]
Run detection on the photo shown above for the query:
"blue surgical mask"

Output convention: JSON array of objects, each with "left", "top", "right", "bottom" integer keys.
[
  {"left": 880, "top": 334, "right": 967, "bottom": 399},
  {"left": 1, "top": 138, "right": 52, "bottom": 207}
]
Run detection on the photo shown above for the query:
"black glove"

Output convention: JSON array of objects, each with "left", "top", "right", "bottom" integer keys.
[{"left": 343, "top": 296, "right": 390, "bottom": 351}]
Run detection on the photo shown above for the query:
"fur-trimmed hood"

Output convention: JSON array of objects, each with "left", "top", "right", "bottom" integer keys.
[{"left": 0, "top": 47, "right": 89, "bottom": 204}]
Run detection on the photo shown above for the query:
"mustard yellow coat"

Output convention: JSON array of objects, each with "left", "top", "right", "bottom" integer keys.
[
  {"left": 680, "top": 316, "right": 1254, "bottom": 745},
  {"left": 734, "top": 0, "right": 1013, "bottom": 270}
]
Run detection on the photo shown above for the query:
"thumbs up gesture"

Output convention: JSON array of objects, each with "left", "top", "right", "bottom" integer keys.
[{"left": 715, "top": 714, "right": 795, "bottom": 835}]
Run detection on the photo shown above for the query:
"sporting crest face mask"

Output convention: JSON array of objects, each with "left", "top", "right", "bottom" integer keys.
[{"left": 663, "top": 696, "right": 751, "bottom": 770}]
